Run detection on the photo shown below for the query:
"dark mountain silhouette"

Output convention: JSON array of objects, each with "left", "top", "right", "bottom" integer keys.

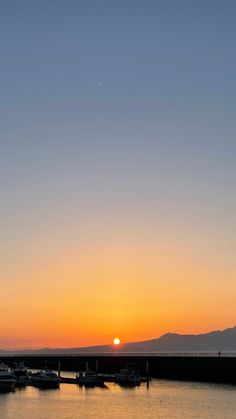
[{"left": 2, "top": 327, "right": 236, "bottom": 354}]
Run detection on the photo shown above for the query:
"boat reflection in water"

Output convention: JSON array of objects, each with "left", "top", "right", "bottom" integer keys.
[
  {"left": 0, "top": 363, "right": 16, "bottom": 393},
  {"left": 30, "top": 370, "right": 60, "bottom": 389}
]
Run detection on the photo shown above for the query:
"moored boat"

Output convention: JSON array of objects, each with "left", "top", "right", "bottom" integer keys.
[
  {"left": 11, "top": 362, "right": 29, "bottom": 386},
  {"left": 114, "top": 364, "right": 141, "bottom": 386},
  {"left": 30, "top": 370, "right": 60, "bottom": 389},
  {"left": 76, "top": 369, "right": 105, "bottom": 387},
  {"left": 0, "top": 363, "right": 16, "bottom": 392}
]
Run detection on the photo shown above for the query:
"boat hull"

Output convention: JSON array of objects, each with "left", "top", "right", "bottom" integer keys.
[
  {"left": 32, "top": 380, "right": 60, "bottom": 389},
  {"left": 0, "top": 379, "right": 15, "bottom": 392},
  {"left": 116, "top": 379, "right": 141, "bottom": 387},
  {"left": 76, "top": 378, "right": 105, "bottom": 387}
]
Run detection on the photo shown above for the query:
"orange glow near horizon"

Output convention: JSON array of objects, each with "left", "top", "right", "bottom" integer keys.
[{"left": 1, "top": 234, "right": 235, "bottom": 349}]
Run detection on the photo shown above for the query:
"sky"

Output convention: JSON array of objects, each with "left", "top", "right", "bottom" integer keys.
[{"left": 0, "top": 1, "right": 236, "bottom": 349}]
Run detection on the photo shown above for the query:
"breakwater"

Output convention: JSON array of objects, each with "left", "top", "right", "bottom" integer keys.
[{"left": 1, "top": 353, "right": 236, "bottom": 384}]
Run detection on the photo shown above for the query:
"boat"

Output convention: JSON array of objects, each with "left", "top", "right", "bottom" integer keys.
[
  {"left": 11, "top": 362, "right": 29, "bottom": 386},
  {"left": 114, "top": 364, "right": 141, "bottom": 386},
  {"left": 30, "top": 369, "right": 60, "bottom": 389},
  {"left": 76, "top": 369, "right": 105, "bottom": 387},
  {"left": 0, "top": 363, "right": 16, "bottom": 392}
]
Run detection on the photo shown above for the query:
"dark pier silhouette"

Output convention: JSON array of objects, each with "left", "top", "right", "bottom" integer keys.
[{"left": 1, "top": 353, "right": 236, "bottom": 384}]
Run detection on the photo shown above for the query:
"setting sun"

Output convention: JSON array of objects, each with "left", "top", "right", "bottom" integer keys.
[{"left": 113, "top": 338, "right": 120, "bottom": 345}]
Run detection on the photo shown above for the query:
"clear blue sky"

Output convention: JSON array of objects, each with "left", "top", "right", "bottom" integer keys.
[{"left": 0, "top": 1, "right": 236, "bottom": 347}]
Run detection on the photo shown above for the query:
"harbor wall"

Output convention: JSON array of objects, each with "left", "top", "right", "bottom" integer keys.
[{"left": 1, "top": 354, "right": 236, "bottom": 384}]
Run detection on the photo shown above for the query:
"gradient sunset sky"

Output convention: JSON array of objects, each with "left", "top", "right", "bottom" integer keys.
[{"left": 0, "top": 1, "right": 236, "bottom": 349}]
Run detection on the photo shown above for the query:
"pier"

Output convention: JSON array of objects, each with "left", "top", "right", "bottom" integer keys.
[{"left": 1, "top": 352, "right": 236, "bottom": 384}]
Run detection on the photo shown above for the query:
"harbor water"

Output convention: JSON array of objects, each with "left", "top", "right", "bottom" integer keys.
[{"left": 1, "top": 372, "right": 236, "bottom": 419}]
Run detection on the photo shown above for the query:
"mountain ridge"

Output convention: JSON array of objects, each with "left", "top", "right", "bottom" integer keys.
[{"left": 1, "top": 326, "right": 236, "bottom": 354}]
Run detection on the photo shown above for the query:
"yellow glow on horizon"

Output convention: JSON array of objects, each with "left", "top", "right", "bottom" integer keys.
[{"left": 113, "top": 338, "right": 120, "bottom": 345}]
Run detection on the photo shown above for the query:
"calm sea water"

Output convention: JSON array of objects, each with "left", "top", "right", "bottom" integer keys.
[{"left": 1, "top": 373, "right": 236, "bottom": 418}]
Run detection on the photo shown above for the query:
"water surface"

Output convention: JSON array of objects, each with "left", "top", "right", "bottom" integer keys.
[{"left": 1, "top": 374, "right": 236, "bottom": 418}]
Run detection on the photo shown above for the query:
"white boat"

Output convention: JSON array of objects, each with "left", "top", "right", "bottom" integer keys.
[
  {"left": 115, "top": 365, "right": 141, "bottom": 386},
  {"left": 0, "top": 363, "right": 16, "bottom": 392},
  {"left": 76, "top": 369, "right": 105, "bottom": 387},
  {"left": 30, "top": 369, "right": 60, "bottom": 389}
]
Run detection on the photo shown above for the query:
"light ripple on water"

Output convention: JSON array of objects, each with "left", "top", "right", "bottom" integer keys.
[{"left": 1, "top": 374, "right": 236, "bottom": 419}]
